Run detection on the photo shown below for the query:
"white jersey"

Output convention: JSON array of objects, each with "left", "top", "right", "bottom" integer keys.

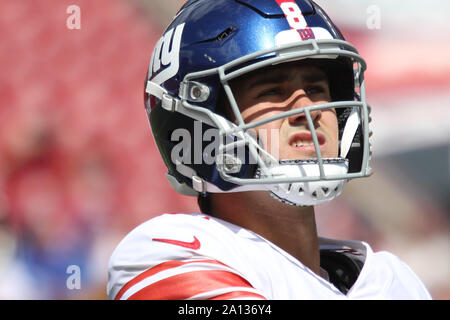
[{"left": 107, "top": 212, "right": 431, "bottom": 300}]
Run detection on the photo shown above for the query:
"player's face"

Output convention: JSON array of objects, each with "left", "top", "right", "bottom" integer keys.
[{"left": 231, "top": 63, "right": 339, "bottom": 160}]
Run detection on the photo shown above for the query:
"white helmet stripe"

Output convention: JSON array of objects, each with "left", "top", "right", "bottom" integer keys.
[{"left": 340, "top": 107, "right": 361, "bottom": 158}]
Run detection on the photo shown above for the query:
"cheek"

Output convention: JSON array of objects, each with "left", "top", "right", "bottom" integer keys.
[
  {"left": 241, "top": 106, "right": 283, "bottom": 140},
  {"left": 240, "top": 103, "right": 266, "bottom": 124},
  {"left": 253, "top": 120, "right": 283, "bottom": 153},
  {"left": 326, "top": 113, "right": 339, "bottom": 137},
  {"left": 323, "top": 111, "right": 339, "bottom": 156},
  {"left": 238, "top": 103, "right": 284, "bottom": 156},
  {"left": 243, "top": 115, "right": 283, "bottom": 157}
]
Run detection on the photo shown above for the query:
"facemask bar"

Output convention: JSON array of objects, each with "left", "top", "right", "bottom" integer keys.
[
  {"left": 218, "top": 102, "right": 368, "bottom": 183},
  {"left": 147, "top": 39, "right": 371, "bottom": 191}
]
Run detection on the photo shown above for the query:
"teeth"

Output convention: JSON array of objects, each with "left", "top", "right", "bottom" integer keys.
[{"left": 291, "top": 140, "right": 314, "bottom": 147}]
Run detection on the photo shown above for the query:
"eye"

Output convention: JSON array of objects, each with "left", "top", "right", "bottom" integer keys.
[
  {"left": 305, "top": 85, "right": 326, "bottom": 95},
  {"left": 257, "top": 87, "right": 282, "bottom": 98}
]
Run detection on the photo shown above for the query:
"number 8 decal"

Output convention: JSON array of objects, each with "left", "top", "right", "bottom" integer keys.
[
  {"left": 275, "top": 0, "right": 315, "bottom": 40},
  {"left": 279, "top": 1, "right": 308, "bottom": 30}
]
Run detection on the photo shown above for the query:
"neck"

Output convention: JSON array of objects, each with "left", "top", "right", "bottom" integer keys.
[{"left": 210, "top": 191, "right": 320, "bottom": 275}]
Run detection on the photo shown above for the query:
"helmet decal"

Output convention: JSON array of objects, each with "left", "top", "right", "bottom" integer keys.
[
  {"left": 275, "top": 0, "right": 315, "bottom": 40},
  {"left": 149, "top": 23, "right": 185, "bottom": 85}
]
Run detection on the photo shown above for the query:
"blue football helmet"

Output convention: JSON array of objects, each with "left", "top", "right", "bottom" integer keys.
[{"left": 144, "top": 0, "right": 372, "bottom": 206}]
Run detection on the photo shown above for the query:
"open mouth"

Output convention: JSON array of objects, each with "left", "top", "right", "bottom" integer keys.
[{"left": 289, "top": 131, "right": 326, "bottom": 150}]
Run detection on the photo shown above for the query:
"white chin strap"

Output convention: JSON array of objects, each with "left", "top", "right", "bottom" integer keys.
[{"left": 259, "top": 158, "right": 349, "bottom": 206}]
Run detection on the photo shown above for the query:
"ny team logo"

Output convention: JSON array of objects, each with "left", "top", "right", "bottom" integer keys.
[{"left": 149, "top": 23, "right": 185, "bottom": 85}]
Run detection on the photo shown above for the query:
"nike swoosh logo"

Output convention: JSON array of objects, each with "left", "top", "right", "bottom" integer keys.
[{"left": 152, "top": 236, "right": 201, "bottom": 250}]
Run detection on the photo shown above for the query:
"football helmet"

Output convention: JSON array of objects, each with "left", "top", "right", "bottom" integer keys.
[{"left": 144, "top": 0, "right": 372, "bottom": 206}]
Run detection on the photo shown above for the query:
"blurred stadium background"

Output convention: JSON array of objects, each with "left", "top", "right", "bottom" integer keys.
[{"left": 0, "top": 0, "right": 448, "bottom": 299}]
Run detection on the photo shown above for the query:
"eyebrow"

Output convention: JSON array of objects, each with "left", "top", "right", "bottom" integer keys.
[
  {"left": 247, "top": 74, "right": 287, "bottom": 89},
  {"left": 246, "top": 69, "right": 328, "bottom": 90}
]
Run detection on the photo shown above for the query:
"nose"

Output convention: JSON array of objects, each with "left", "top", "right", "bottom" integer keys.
[{"left": 287, "top": 94, "right": 322, "bottom": 126}]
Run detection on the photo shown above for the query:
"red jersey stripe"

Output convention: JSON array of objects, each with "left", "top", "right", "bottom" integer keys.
[
  {"left": 127, "top": 269, "right": 254, "bottom": 300},
  {"left": 114, "top": 259, "right": 229, "bottom": 300},
  {"left": 209, "top": 291, "right": 267, "bottom": 300}
]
